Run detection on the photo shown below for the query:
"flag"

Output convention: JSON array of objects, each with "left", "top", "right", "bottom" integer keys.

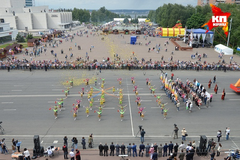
[
  {"left": 174, "top": 90, "right": 178, "bottom": 100},
  {"left": 165, "top": 78, "right": 168, "bottom": 89}
]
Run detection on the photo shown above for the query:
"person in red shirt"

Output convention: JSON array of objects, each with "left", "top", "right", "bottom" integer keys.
[
  {"left": 214, "top": 84, "right": 218, "bottom": 94},
  {"left": 221, "top": 89, "right": 225, "bottom": 100},
  {"left": 75, "top": 149, "right": 81, "bottom": 160},
  {"left": 208, "top": 79, "right": 212, "bottom": 89},
  {"left": 171, "top": 73, "right": 174, "bottom": 80}
]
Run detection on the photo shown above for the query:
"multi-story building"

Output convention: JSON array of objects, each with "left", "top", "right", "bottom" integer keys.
[
  {"left": 25, "top": 0, "right": 34, "bottom": 7},
  {"left": 197, "top": 0, "right": 240, "bottom": 6},
  {"left": 0, "top": 0, "right": 72, "bottom": 31}
]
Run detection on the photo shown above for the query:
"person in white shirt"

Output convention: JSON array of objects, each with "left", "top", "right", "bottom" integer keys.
[
  {"left": 69, "top": 149, "right": 75, "bottom": 160},
  {"left": 192, "top": 141, "right": 196, "bottom": 149},
  {"left": 217, "top": 143, "right": 222, "bottom": 156},
  {"left": 47, "top": 147, "right": 53, "bottom": 157},
  {"left": 24, "top": 148, "right": 30, "bottom": 160},
  {"left": 181, "top": 128, "right": 187, "bottom": 141},
  {"left": 186, "top": 144, "right": 192, "bottom": 152},
  {"left": 178, "top": 141, "right": 185, "bottom": 151},
  {"left": 225, "top": 127, "right": 230, "bottom": 140}
]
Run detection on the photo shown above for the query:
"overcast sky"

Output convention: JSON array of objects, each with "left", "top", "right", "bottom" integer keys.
[{"left": 35, "top": 0, "right": 197, "bottom": 10}]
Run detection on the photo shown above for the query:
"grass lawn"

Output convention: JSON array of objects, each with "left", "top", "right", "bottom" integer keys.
[
  {"left": 0, "top": 43, "right": 13, "bottom": 49},
  {"left": 33, "top": 36, "right": 42, "bottom": 39},
  {"left": 0, "top": 42, "right": 28, "bottom": 49},
  {"left": 19, "top": 43, "right": 28, "bottom": 48}
]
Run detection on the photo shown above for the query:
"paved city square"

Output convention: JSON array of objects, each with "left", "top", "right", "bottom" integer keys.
[
  {"left": 0, "top": 70, "right": 239, "bottom": 151},
  {"left": 1, "top": 27, "right": 240, "bottom": 160}
]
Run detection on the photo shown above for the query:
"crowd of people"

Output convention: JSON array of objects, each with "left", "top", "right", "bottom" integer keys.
[
  {"left": 0, "top": 127, "right": 235, "bottom": 160},
  {"left": 160, "top": 73, "right": 224, "bottom": 115},
  {"left": 1, "top": 56, "right": 240, "bottom": 72},
  {"left": 1, "top": 28, "right": 240, "bottom": 72},
  {"left": 95, "top": 140, "right": 225, "bottom": 160}
]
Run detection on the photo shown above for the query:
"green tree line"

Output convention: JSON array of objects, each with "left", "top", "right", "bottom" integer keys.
[
  {"left": 72, "top": 7, "right": 144, "bottom": 24},
  {"left": 72, "top": 7, "right": 121, "bottom": 23},
  {"left": 147, "top": 3, "right": 240, "bottom": 49}
]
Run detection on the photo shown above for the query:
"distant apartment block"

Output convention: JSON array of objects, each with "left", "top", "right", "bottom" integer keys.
[{"left": 197, "top": 0, "right": 240, "bottom": 6}]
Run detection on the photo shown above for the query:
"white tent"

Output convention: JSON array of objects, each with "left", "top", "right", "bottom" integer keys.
[{"left": 214, "top": 44, "right": 233, "bottom": 55}]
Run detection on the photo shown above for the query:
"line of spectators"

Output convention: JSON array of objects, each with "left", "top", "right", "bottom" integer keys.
[
  {"left": 1, "top": 57, "right": 240, "bottom": 71},
  {"left": 97, "top": 140, "right": 222, "bottom": 160}
]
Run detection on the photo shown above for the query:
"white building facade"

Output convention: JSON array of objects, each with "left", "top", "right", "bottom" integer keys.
[
  {"left": 0, "top": 0, "right": 72, "bottom": 31},
  {"left": 25, "top": 0, "right": 34, "bottom": 7},
  {"left": 0, "top": 20, "right": 18, "bottom": 42}
]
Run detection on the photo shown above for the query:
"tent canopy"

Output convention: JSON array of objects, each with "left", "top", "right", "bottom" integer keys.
[
  {"left": 186, "top": 28, "right": 214, "bottom": 34},
  {"left": 214, "top": 44, "right": 233, "bottom": 55}
]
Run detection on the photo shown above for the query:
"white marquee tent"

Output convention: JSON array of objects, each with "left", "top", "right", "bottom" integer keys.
[
  {"left": 186, "top": 28, "right": 214, "bottom": 47},
  {"left": 214, "top": 44, "right": 233, "bottom": 55}
]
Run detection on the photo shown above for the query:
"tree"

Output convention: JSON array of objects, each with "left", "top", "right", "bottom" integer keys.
[
  {"left": 151, "top": 3, "right": 195, "bottom": 27},
  {"left": 147, "top": 10, "right": 156, "bottom": 22},
  {"left": 72, "top": 8, "right": 90, "bottom": 22},
  {"left": 131, "top": 18, "right": 139, "bottom": 24},
  {"left": 72, "top": 8, "right": 80, "bottom": 20},
  {"left": 26, "top": 33, "right": 33, "bottom": 40},
  {"left": 91, "top": 10, "right": 98, "bottom": 22},
  {"left": 16, "top": 34, "right": 25, "bottom": 43},
  {"left": 123, "top": 18, "right": 129, "bottom": 24},
  {"left": 147, "top": 3, "right": 240, "bottom": 49},
  {"left": 90, "top": 7, "right": 120, "bottom": 22},
  {"left": 186, "top": 13, "right": 205, "bottom": 28}
]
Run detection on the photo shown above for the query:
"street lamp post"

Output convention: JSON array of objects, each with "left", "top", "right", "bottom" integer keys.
[{"left": 227, "top": 18, "right": 232, "bottom": 47}]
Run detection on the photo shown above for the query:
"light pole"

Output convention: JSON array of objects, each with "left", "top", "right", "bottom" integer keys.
[{"left": 227, "top": 18, "right": 232, "bottom": 47}]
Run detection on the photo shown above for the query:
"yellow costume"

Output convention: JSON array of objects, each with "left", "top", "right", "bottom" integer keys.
[
  {"left": 135, "top": 91, "right": 138, "bottom": 96},
  {"left": 86, "top": 108, "right": 89, "bottom": 114},
  {"left": 73, "top": 112, "right": 77, "bottom": 118}
]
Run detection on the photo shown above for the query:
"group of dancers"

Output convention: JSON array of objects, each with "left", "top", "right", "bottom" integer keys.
[
  {"left": 49, "top": 76, "right": 128, "bottom": 121},
  {"left": 51, "top": 73, "right": 223, "bottom": 121},
  {"left": 49, "top": 79, "right": 74, "bottom": 119},
  {"left": 160, "top": 73, "right": 225, "bottom": 113},
  {"left": 133, "top": 77, "right": 169, "bottom": 120}
]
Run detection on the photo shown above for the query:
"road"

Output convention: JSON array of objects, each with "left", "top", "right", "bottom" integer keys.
[{"left": 0, "top": 70, "right": 239, "bottom": 151}]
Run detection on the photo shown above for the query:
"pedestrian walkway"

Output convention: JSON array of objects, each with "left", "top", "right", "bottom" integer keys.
[{"left": 1, "top": 149, "right": 228, "bottom": 160}]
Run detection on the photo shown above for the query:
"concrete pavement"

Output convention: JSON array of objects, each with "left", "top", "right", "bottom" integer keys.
[{"left": 0, "top": 70, "right": 239, "bottom": 151}]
